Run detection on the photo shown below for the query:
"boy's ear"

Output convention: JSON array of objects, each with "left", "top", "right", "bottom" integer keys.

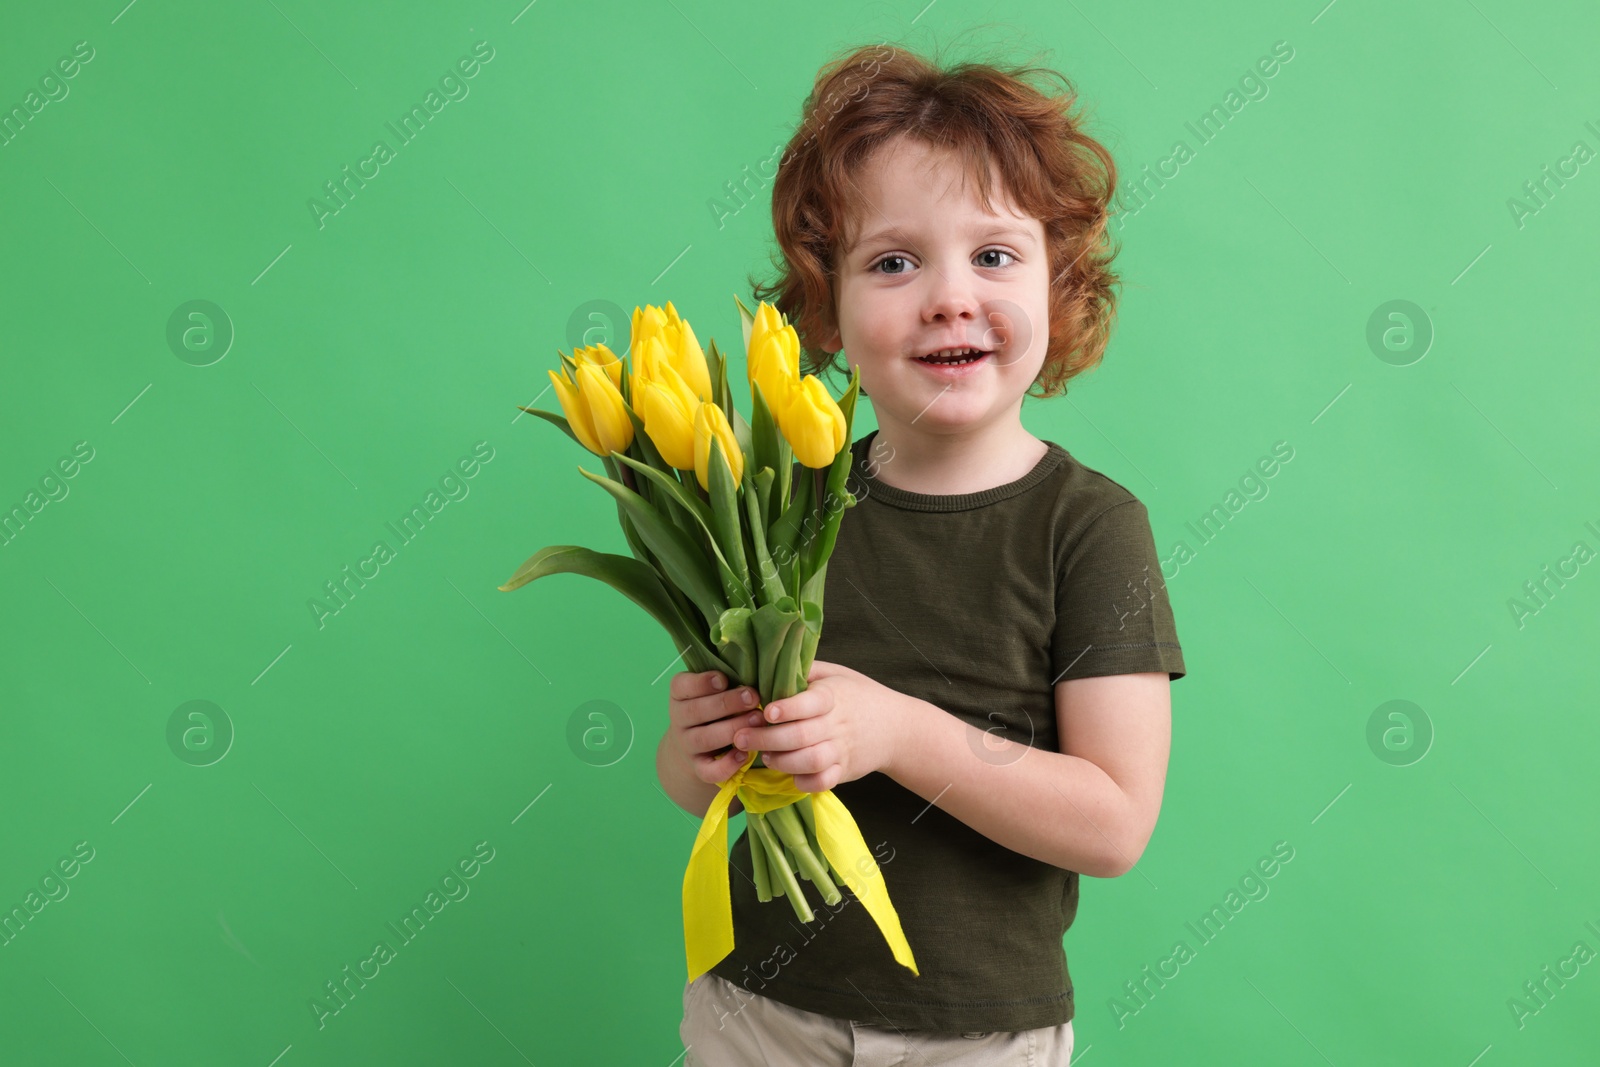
[{"left": 816, "top": 315, "right": 842, "bottom": 354}]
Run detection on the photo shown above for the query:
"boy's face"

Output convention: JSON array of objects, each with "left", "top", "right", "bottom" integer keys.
[{"left": 818, "top": 134, "right": 1050, "bottom": 440}]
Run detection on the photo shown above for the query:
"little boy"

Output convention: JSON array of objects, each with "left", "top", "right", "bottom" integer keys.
[{"left": 657, "top": 41, "right": 1185, "bottom": 1066}]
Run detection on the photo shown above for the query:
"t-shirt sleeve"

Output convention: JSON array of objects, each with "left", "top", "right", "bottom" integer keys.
[{"left": 1050, "top": 498, "right": 1186, "bottom": 683}]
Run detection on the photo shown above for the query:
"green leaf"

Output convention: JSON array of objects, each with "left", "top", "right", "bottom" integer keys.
[
  {"left": 754, "top": 466, "right": 775, "bottom": 527},
  {"left": 612, "top": 450, "right": 754, "bottom": 616},
  {"left": 704, "top": 335, "right": 725, "bottom": 407},
  {"left": 801, "top": 365, "right": 863, "bottom": 581},
  {"left": 796, "top": 594, "right": 824, "bottom": 682},
  {"left": 749, "top": 376, "right": 794, "bottom": 526},
  {"left": 734, "top": 293, "right": 756, "bottom": 355},
  {"left": 768, "top": 458, "right": 814, "bottom": 595},
  {"left": 497, "top": 545, "right": 732, "bottom": 676},
  {"left": 599, "top": 454, "right": 664, "bottom": 581},
  {"left": 772, "top": 598, "right": 814, "bottom": 700},
  {"left": 705, "top": 436, "right": 756, "bottom": 610},
  {"left": 517, "top": 405, "right": 582, "bottom": 450},
  {"left": 708, "top": 606, "right": 758, "bottom": 686},
  {"left": 742, "top": 467, "right": 787, "bottom": 605},
  {"left": 577, "top": 466, "right": 727, "bottom": 629},
  {"left": 611, "top": 452, "right": 713, "bottom": 538},
  {"left": 750, "top": 597, "right": 804, "bottom": 701},
  {"left": 708, "top": 337, "right": 753, "bottom": 461},
  {"left": 799, "top": 558, "right": 827, "bottom": 607}
]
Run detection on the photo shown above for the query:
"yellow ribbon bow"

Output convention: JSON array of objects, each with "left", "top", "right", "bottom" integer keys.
[{"left": 682, "top": 750, "right": 920, "bottom": 983}]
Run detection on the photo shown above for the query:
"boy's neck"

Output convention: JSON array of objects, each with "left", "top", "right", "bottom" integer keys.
[{"left": 866, "top": 419, "right": 1050, "bottom": 496}]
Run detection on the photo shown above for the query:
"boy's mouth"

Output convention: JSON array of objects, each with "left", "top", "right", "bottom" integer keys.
[{"left": 915, "top": 347, "right": 991, "bottom": 367}]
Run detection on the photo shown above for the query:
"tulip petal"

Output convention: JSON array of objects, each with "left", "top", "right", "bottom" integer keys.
[
  {"left": 576, "top": 361, "right": 635, "bottom": 455},
  {"left": 551, "top": 368, "right": 605, "bottom": 455}
]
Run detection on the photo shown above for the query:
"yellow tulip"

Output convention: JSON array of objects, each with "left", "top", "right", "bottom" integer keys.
[
  {"left": 632, "top": 302, "right": 712, "bottom": 404},
  {"left": 633, "top": 334, "right": 675, "bottom": 389},
  {"left": 747, "top": 302, "right": 801, "bottom": 419},
  {"left": 777, "top": 374, "right": 847, "bottom": 468},
  {"left": 747, "top": 301, "right": 786, "bottom": 369},
  {"left": 634, "top": 362, "right": 700, "bottom": 469},
  {"left": 549, "top": 360, "right": 634, "bottom": 457},
  {"left": 749, "top": 332, "right": 795, "bottom": 416},
  {"left": 573, "top": 342, "right": 624, "bottom": 392},
  {"left": 693, "top": 401, "right": 744, "bottom": 491}
]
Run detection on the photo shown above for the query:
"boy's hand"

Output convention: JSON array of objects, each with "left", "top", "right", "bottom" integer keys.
[
  {"left": 666, "top": 670, "right": 766, "bottom": 786},
  {"left": 731, "top": 659, "right": 910, "bottom": 793}
]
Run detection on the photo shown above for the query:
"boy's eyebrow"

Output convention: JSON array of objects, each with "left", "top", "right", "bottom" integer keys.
[{"left": 849, "top": 223, "right": 1039, "bottom": 252}]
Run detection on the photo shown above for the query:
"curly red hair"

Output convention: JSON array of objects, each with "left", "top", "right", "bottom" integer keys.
[{"left": 748, "top": 41, "right": 1121, "bottom": 399}]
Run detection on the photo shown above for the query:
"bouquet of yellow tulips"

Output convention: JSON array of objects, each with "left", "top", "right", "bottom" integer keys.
[{"left": 500, "top": 297, "right": 918, "bottom": 983}]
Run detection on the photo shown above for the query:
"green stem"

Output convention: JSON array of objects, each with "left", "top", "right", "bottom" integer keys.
[
  {"left": 764, "top": 829, "right": 789, "bottom": 899},
  {"left": 768, "top": 803, "right": 841, "bottom": 905},
  {"left": 747, "top": 812, "right": 783, "bottom": 897},
  {"left": 747, "top": 814, "right": 772, "bottom": 903},
  {"left": 741, "top": 472, "right": 788, "bottom": 606},
  {"left": 796, "top": 795, "right": 845, "bottom": 885},
  {"left": 749, "top": 808, "right": 812, "bottom": 921}
]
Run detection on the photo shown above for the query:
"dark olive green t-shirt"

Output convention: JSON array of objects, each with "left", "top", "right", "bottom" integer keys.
[{"left": 709, "top": 429, "right": 1186, "bottom": 1032}]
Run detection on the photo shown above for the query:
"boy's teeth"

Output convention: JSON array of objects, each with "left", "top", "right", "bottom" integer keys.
[{"left": 921, "top": 347, "right": 985, "bottom": 364}]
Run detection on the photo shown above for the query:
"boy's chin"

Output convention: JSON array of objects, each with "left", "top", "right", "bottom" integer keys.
[{"left": 890, "top": 397, "right": 1006, "bottom": 432}]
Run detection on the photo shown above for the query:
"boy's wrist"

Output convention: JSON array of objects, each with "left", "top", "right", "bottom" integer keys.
[
  {"left": 656, "top": 732, "right": 742, "bottom": 819},
  {"left": 879, "top": 692, "right": 931, "bottom": 781}
]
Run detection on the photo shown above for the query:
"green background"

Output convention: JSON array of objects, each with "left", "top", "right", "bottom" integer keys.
[{"left": 2, "top": 0, "right": 1596, "bottom": 1063}]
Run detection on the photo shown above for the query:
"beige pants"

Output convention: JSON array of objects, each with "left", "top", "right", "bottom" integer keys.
[{"left": 681, "top": 971, "right": 1076, "bottom": 1066}]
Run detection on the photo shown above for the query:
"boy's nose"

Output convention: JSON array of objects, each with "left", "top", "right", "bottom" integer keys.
[{"left": 922, "top": 277, "right": 981, "bottom": 324}]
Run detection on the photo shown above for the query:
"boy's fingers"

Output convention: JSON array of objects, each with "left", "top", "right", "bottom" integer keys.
[
  {"left": 688, "top": 684, "right": 762, "bottom": 728},
  {"left": 760, "top": 743, "right": 835, "bottom": 776},
  {"left": 695, "top": 745, "right": 749, "bottom": 784},
  {"left": 690, "top": 711, "right": 752, "bottom": 756},
  {"left": 669, "top": 670, "right": 724, "bottom": 701},
  {"left": 756, "top": 691, "right": 821, "bottom": 723}
]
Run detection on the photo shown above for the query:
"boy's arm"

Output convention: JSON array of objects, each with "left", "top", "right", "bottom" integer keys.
[{"left": 883, "top": 672, "right": 1171, "bottom": 877}]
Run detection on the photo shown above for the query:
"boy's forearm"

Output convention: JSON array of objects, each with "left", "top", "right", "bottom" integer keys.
[
  {"left": 656, "top": 733, "right": 743, "bottom": 819},
  {"left": 882, "top": 695, "right": 1135, "bottom": 877}
]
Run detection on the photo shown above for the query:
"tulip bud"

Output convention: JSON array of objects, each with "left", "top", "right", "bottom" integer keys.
[
  {"left": 549, "top": 361, "right": 634, "bottom": 457},
  {"left": 632, "top": 303, "right": 713, "bottom": 404},
  {"left": 573, "top": 342, "right": 624, "bottom": 392},
  {"left": 693, "top": 401, "right": 744, "bottom": 491},
  {"left": 748, "top": 301, "right": 785, "bottom": 371},
  {"left": 635, "top": 366, "right": 699, "bottom": 469},
  {"left": 750, "top": 331, "right": 799, "bottom": 423},
  {"left": 776, "top": 374, "right": 847, "bottom": 468}
]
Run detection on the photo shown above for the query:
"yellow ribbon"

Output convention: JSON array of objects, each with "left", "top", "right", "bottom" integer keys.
[{"left": 682, "top": 750, "right": 920, "bottom": 983}]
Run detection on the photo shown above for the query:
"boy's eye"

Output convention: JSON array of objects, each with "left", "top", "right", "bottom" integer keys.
[{"left": 870, "top": 249, "right": 1015, "bottom": 273}]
